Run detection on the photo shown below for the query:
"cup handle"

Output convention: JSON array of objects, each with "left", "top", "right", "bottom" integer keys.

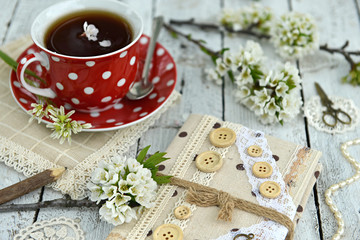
[{"left": 16, "top": 52, "right": 56, "bottom": 99}]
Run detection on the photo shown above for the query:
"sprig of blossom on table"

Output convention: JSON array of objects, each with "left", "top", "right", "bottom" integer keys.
[
  {"left": 270, "top": 12, "right": 319, "bottom": 59},
  {"left": 87, "top": 146, "right": 172, "bottom": 226},
  {"left": 220, "top": 4, "right": 319, "bottom": 60},
  {"left": 220, "top": 3, "right": 273, "bottom": 34},
  {"left": 28, "top": 103, "right": 92, "bottom": 144},
  {"left": 206, "top": 41, "right": 302, "bottom": 125},
  {"left": 342, "top": 62, "right": 360, "bottom": 86}
]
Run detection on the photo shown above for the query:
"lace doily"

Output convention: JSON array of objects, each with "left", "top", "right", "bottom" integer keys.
[
  {"left": 14, "top": 217, "right": 84, "bottom": 240},
  {"left": 215, "top": 127, "right": 296, "bottom": 240},
  {"left": 304, "top": 95, "right": 359, "bottom": 134}
]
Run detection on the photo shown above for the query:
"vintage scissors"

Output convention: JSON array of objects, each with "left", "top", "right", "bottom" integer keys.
[
  {"left": 315, "top": 82, "right": 352, "bottom": 127},
  {"left": 233, "top": 233, "right": 254, "bottom": 240}
]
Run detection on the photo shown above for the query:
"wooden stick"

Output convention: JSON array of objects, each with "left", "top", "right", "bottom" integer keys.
[
  {"left": 0, "top": 167, "right": 66, "bottom": 205},
  {"left": 0, "top": 198, "right": 98, "bottom": 212}
]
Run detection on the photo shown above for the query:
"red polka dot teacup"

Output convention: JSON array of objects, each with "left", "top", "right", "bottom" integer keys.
[{"left": 16, "top": 0, "right": 143, "bottom": 112}]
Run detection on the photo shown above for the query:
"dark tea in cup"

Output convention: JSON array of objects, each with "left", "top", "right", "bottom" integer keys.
[
  {"left": 17, "top": 0, "right": 143, "bottom": 112},
  {"left": 44, "top": 10, "right": 133, "bottom": 57}
]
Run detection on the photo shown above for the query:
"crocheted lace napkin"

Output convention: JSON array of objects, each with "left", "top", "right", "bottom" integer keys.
[
  {"left": 107, "top": 114, "right": 322, "bottom": 240},
  {"left": 0, "top": 36, "right": 180, "bottom": 199}
]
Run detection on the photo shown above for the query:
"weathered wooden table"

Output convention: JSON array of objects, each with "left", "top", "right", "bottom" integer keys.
[{"left": 1, "top": 0, "right": 360, "bottom": 239}]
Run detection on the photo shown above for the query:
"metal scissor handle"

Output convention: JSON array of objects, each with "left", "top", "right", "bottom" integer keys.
[
  {"left": 233, "top": 233, "right": 254, "bottom": 240},
  {"left": 322, "top": 108, "right": 352, "bottom": 127}
]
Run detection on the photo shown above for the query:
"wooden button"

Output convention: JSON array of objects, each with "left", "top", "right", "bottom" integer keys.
[
  {"left": 247, "top": 145, "right": 263, "bottom": 157},
  {"left": 195, "top": 151, "right": 223, "bottom": 173},
  {"left": 259, "top": 181, "right": 281, "bottom": 198},
  {"left": 252, "top": 162, "right": 273, "bottom": 178},
  {"left": 153, "top": 223, "right": 183, "bottom": 240},
  {"left": 174, "top": 205, "right": 191, "bottom": 220},
  {"left": 209, "top": 127, "right": 236, "bottom": 148}
]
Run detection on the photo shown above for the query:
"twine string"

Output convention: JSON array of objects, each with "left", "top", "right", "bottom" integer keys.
[{"left": 164, "top": 174, "right": 295, "bottom": 240}]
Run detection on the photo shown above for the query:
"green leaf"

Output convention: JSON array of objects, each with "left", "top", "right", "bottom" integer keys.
[
  {"left": 220, "top": 48, "right": 230, "bottom": 55},
  {"left": 199, "top": 39, "right": 207, "bottom": 44},
  {"left": 186, "top": 34, "right": 192, "bottom": 40},
  {"left": 0, "top": 49, "right": 46, "bottom": 84},
  {"left": 136, "top": 145, "right": 151, "bottom": 164},
  {"left": 170, "top": 31, "right": 178, "bottom": 39},
  {"left": 153, "top": 175, "right": 172, "bottom": 184},
  {"left": 143, "top": 152, "right": 169, "bottom": 169},
  {"left": 227, "top": 70, "right": 235, "bottom": 83}
]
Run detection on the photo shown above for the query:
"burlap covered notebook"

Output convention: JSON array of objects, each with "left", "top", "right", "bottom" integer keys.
[{"left": 107, "top": 114, "right": 322, "bottom": 240}]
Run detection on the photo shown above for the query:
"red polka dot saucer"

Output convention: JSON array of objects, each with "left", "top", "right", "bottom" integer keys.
[{"left": 9, "top": 35, "right": 177, "bottom": 131}]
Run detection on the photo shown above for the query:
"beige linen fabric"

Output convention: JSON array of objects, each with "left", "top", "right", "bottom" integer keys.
[
  {"left": 0, "top": 37, "right": 180, "bottom": 199},
  {"left": 107, "top": 114, "right": 322, "bottom": 240}
]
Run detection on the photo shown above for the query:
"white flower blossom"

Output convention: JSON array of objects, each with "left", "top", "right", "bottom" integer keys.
[
  {"left": 88, "top": 155, "right": 159, "bottom": 226},
  {"left": 220, "top": 4, "right": 274, "bottom": 34},
  {"left": 45, "top": 106, "right": 91, "bottom": 144},
  {"left": 270, "top": 12, "right": 319, "bottom": 59},
  {"left": 99, "top": 40, "right": 111, "bottom": 47},
  {"left": 265, "top": 97, "right": 281, "bottom": 116},
  {"left": 215, "top": 58, "right": 229, "bottom": 76},
  {"left": 275, "top": 81, "right": 289, "bottom": 97},
  {"left": 233, "top": 86, "right": 251, "bottom": 101},
  {"left": 205, "top": 68, "right": 222, "bottom": 85},
  {"left": 254, "top": 88, "right": 270, "bottom": 107},
  {"left": 83, "top": 21, "right": 99, "bottom": 41}
]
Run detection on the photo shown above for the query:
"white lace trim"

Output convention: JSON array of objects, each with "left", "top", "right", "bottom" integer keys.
[
  {"left": 0, "top": 91, "right": 180, "bottom": 200},
  {"left": 214, "top": 220, "right": 288, "bottom": 240},
  {"left": 14, "top": 217, "right": 85, "bottom": 240},
  {"left": 127, "top": 115, "right": 218, "bottom": 240},
  {"left": 164, "top": 121, "right": 237, "bottom": 229},
  {"left": 216, "top": 127, "right": 296, "bottom": 240},
  {"left": 304, "top": 95, "right": 359, "bottom": 134}
]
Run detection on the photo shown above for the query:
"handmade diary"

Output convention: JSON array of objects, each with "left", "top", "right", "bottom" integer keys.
[{"left": 107, "top": 114, "right": 322, "bottom": 240}]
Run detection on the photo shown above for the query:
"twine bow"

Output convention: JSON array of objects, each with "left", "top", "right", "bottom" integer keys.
[
  {"left": 186, "top": 188, "right": 235, "bottom": 221},
  {"left": 165, "top": 174, "right": 295, "bottom": 240}
]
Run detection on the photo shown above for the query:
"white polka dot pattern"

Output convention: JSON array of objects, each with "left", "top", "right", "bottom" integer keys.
[
  {"left": 20, "top": 58, "right": 27, "bottom": 64},
  {"left": 117, "top": 78, "right": 126, "bottom": 87},
  {"left": 133, "top": 107, "right": 142, "bottom": 112},
  {"left": 56, "top": 83, "right": 64, "bottom": 90},
  {"left": 149, "top": 93, "right": 157, "bottom": 99},
  {"left": 68, "top": 73, "right": 78, "bottom": 80},
  {"left": 51, "top": 56, "right": 60, "bottom": 62},
  {"left": 10, "top": 36, "right": 177, "bottom": 131},
  {"left": 101, "top": 96, "right": 112, "bottom": 102},
  {"left": 166, "top": 63, "right": 174, "bottom": 70},
  {"left": 106, "top": 119, "right": 116, "bottom": 123},
  {"left": 157, "top": 48, "right": 165, "bottom": 56},
  {"left": 130, "top": 56, "right": 136, "bottom": 65},
  {"left": 114, "top": 103, "right": 124, "bottom": 109},
  {"left": 84, "top": 87, "right": 94, "bottom": 95},
  {"left": 27, "top": 49, "right": 35, "bottom": 54},
  {"left": 64, "top": 103, "right": 72, "bottom": 110},
  {"left": 90, "top": 112, "right": 100, "bottom": 117},
  {"left": 13, "top": 81, "right": 21, "bottom": 88},
  {"left": 140, "top": 37, "right": 148, "bottom": 44},
  {"left": 86, "top": 61, "right": 95, "bottom": 67},
  {"left": 71, "top": 98, "right": 80, "bottom": 104},
  {"left": 152, "top": 76, "right": 160, "bottom": 84},
  {"left": 120, "top": 51, "right": 127, "bottom": 58},
  {"left": 167, "top": 79, "right": 175, "bottom": 86},
  {"left": 19, "top": 98, "right": 28, "bottom": 104},
  {"left": 102, "top": 71, "right": 111, "bottom": 79}
]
